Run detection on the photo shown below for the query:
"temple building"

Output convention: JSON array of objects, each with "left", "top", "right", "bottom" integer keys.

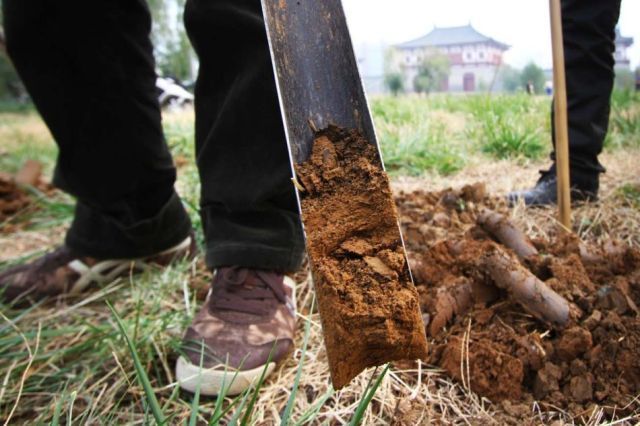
[
  {"left": 614, "top": 27, "right": 634, "bottom": 70},
  {"left": 393, "top": 25, "right": 509, "bottom": 92}
]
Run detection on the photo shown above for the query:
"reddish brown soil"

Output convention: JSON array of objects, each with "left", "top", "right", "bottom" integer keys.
[
  {"left": 1, "top": 161, "right": 53, "bottom": 231},
  {"left": 296, "top": 126, "right": 428, "bottom": 389},
  {"left": 396, "top": 185, "right": 640, "bottom": 417},
  {"left": 0, "top": 175, "right": 31, "bottom": 223}
]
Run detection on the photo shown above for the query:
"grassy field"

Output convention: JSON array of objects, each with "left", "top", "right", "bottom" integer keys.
[{"left": 0, "top": 92, "right": 639, "bottom": 425}]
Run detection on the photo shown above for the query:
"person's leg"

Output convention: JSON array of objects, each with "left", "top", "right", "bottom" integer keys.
[
  {"left": 184, "top": 0, "right": 304, "bottom": 272},
  {"left": 1, "top": 0, "right": 193, "bottom": 302},
  {"left": 554, "top": 0, "right": 621, "bottom": 178},
  {"left": 3, "top": 0, "right": 191, "bottom": 258},
  {"left": 176, "top": 0, "right": 304, "bottom": 396},
  {"left": 508, "top": 0, "right": 621, "bottom": 206}
]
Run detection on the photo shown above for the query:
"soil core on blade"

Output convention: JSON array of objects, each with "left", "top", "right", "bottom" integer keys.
[{"left": 296, "top": 125, "right": 428, "bottom": 389}]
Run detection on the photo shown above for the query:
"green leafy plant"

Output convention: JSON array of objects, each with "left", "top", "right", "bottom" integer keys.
[
  {"left": 349, "top": 364, "right": 390, "bottom": 426},
  {"left": 108, "top": 302, "right": 167, "bottom": 425}
]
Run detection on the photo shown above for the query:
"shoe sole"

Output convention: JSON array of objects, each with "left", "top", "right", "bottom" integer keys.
[
  {"left": 175, "top": 275, "right": 297, "bottom": 397},
  {"left": 68, "top": 235, "right": 194, "bottom": 294},
  {"left": 175, "top": 356, "right": 276, "bottom": 396}
]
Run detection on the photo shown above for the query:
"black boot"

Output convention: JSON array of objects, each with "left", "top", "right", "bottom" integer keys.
[{"left": 507, "top": 168, "right": 599, "bottom": 207}]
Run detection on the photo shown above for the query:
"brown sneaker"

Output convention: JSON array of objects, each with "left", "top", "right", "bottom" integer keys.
[
  {"left": 176, "top": 267, "right": 296, "bottom": 396},
  {"left": 0, "top": 234, "right": 196, "bottom": 304}
]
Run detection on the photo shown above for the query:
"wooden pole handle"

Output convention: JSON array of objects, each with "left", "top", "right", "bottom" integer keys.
[{"left": 550, "top": 0, "right": 572, "bottom": 230}]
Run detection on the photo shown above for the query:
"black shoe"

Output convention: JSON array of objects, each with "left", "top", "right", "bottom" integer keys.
[{"left": 507, "top": 170, "right": 599, "bottom": 207}]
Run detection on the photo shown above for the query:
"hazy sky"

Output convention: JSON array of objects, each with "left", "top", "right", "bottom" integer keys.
[{"left": 342, "top": 0, "right": 639, "bottom": 70}]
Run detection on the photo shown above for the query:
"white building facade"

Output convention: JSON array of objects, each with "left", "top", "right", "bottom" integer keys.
[
  {"left": 614, "top": 27, "right": 634, "bottom": 70},
  {"left": 393, "top": 25, "right": 509, "bottom": 93}
]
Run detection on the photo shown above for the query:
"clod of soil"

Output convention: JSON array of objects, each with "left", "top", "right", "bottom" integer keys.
[
  {"left": 0, "top": 175, "right": 31, "bottom": 222},
  {"left": 1, "top": 160, "right": 52, "bottom": 229},
  {"left": 14, "top": 159, "right": 42, "bottom": 186},
  {"left": 296, "top": 126, "right": 428, "bottom": 389},
  {"left": 440, "top": 336, "right": 524, "bottom": 401},
  {"left": 396, "top": 186, "right": 640, "bottom": 416}
]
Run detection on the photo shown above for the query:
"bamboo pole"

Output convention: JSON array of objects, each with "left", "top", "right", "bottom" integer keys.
[{"left": 550, "top": 0, "right": 572, "bottom": 230}]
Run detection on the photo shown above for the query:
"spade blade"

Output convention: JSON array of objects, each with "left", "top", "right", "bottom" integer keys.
[{"left": 261, "top": 0, "right": 379, "bottom": 164}]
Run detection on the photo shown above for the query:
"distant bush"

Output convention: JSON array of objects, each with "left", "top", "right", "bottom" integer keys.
[
  {"left": 614, "top": 69, "right": 635, "bottom": 92},
  {"left": 0, "top": 54, "right": 27, "bottom": 102},
  {"left": 413, "top": 52, "right": 450, "bottom": 94},
  {"left": 384, "top": 72, "right": 404, "bottom": 96},
  {"left": 499, "top": 65, "right": 523, "bottom": 93},
  {"left": 520, "top": 62, "right": 546, "bottom": 94}
]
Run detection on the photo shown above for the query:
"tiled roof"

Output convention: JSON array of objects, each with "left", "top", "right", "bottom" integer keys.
[
  {"left": 615, "top": 28, "right": 634, "bottom": 47},
  {"left": 396, "top": 25, "right": 509, "bottom": 50}
]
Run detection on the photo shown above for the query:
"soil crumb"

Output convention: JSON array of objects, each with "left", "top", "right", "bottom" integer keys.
[
  {"left": 0, "top": 161, "right": 50, "bottom": 228},
  {"left": 296, "top": 125, "right": 428, "bottom": 389},
  {"left": 0, "top": 175, "right": 31, "bottom": 223},
  {"left": 396, "top": 186, "right": 640, "bottom": 417}
]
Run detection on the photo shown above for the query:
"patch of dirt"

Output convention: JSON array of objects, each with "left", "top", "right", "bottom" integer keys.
[
  {"left": 296, "top": 126, "right": 428, "bottom": 389},
  {"left": 392, "top": 397, "right": 429, "bottom": 425},
  {"left": 0, "top": 175, "right": 32, "bottom": 223},
  {"left": 396, "top": 185, "right": 640, "bottom": 417},
  {"left": 0, "top": 160, "right": 53, "bottom": 231}
]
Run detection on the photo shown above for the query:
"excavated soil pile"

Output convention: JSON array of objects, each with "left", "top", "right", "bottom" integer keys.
[
  {"left": 396, "top": 185, "right": 640, "bottom": 417},
  {"left": 0, "top": 160, "right": 54, "bottom": 228},
  {"left": 0, "top": 175, "right": 31, "bottom": 222},
  {"left": 296, "top": 126, "right": 428, "bottom": 390},
  {"left": 1, "top": 161, "right": 48, "bottom": 225}
]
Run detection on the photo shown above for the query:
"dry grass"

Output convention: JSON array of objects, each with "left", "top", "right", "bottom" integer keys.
[
  {"left": 1, "top": 101, "right": 639, "bottom": 425},
  {"left": 392, "top": 147, "right": 640, "bottom": 249},
  {"left": 0, "top": 113, "right": 52, "bottom": 151}
]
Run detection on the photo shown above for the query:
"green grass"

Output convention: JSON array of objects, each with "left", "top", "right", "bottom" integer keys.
[
  {"left": 463, "top": 94, "right": 548, "bottom": 161},
  {"left": 163, "top": 119, "right": 204, "bottom": 244},
  {"left": 0, "top": 114, "right": 75, "bottom": 234},
  {"left": 373, "top": 91, "right": 639, "bottom": 169},
  {"left": 372, "top": 96, "right": 468, "bottom": 175},
  {"left": 372, "top": 93, "right": 553, "bottom": 174},
  {"left": 616, "top": 183, "right": 640, "bottom": 208},
  {"left": 606, "top": 90, "right": 640, "bottom": 149},
  {"left": 475, "top": 111, "right": 546, "bottom": 160},
  {"left": 0, "top": 126, "right": 57, "bottom": 176},
  {"left": 378, "top": 120, "right": 465, "bottom": 176},
  {"left": 0, "top": 100, "right": 34, "bottom": 115},
  {"left": 0, "top": 90, "right": 639, "bottom": 423},
  {"left": 0, "top": 110, "right": 392, "bottom": 424}
]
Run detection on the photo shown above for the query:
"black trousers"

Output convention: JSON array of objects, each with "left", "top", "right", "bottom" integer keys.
[
  {"left": 2, "top": 0, "right": 621, "bottom": 268},
  {"left": 552, "top": 0, "right": 621, "bottom": 181},
  {"left": 3, "top": 0, "right": 305, "bottom": 271}
]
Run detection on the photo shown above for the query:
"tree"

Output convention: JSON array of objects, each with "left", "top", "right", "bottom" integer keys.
[
  {"left": 158, "top": 30, "right": 193, "bottom": 81},
  {"left": 0, "top": 53, "right": 25, "bottom": 100},
  {"left": 147, "top": 0, "right": 195, "bottom": 82},
  {"left": 382, "top": 48, "right": 405, "bottom": 96},
  {"left": 499, "top": 65, "right": 522, "bottom": 93},
  {"left": 413, "top": 52, "right": 450, "bottom": 94},
  {"left": 614, "top": 68, "right": 635, "bottom": 91},
  {"left": 520, "top": 62, "right": 545, "bottom": 94},
  {"left": 384, "top": 72, "right": 404, "bottom": 96}
]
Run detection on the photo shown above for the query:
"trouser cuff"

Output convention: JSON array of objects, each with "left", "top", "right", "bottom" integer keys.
[
  {"left": 205, "top": 243, "right": 305, "bottom": 272},
  {"left": 201, "top": 206, "right": 305, "bottom": 272},
  {"left": 65, "top": 191, "right": 192, "bottom": 259}
]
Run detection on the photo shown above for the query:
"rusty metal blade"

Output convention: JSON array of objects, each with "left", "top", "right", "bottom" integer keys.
[
  {"left": 261, "top": 0, "right": 378, "bottom": 164},
  {"left": 261, "top": 0, "right": 415, "bottom": 281},
  {"left": 261, "top": 0, "right": 426, "bottom": 388}
]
